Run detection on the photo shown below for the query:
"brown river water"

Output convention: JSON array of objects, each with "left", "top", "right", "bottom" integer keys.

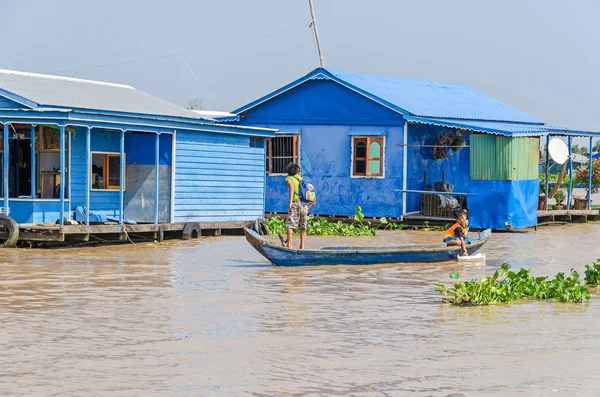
[{"left": 1, "top": 224, "right": 600, "bottom": 396}]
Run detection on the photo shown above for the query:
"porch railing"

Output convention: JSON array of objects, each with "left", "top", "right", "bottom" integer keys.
[{"left": 396, "top": 189, "right": 470, "bottom": 221}]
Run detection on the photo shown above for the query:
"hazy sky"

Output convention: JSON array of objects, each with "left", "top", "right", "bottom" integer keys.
[{"left": 2, "top": 0, "right": 599, "bottom": 133}]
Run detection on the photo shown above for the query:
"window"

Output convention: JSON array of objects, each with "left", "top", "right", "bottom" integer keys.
[
  {"left": 266, "top": 135, "right": 299, "bottom": 174},
  {"left": 353, "top": 137, "right": 384, "bottom": 177},
  {"left": 250, "top": 137, "right": 264, "bottom": 148},
  {"left": 91, "top": 152, "right": 123, "bottom": 190}
]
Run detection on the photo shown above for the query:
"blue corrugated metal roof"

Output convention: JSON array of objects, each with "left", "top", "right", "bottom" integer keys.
[
  {"left": 405, "top": 116, "right": 600, "bottom": 137},
  {"left": 404, "top": 116, "right": 546, "bottom": 136},
  {"left": 325, "top": 69, "right": 542, "bottom": 124},
  {"left": 234, "top": 68, "right": 600, "bottom": 137},
  {"left": 235, "top": 68, "right": 543, "bottom": 124}
]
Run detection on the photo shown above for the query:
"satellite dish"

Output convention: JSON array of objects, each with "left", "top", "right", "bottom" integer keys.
[{"left": 548, "top": 138, "right": 569, "bottom": 165}]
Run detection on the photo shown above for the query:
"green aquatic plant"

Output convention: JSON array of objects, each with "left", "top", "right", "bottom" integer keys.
[
  {"left": 264, "top": 205, "right": 408, "bottom": 237},
  {"left": 421, "top": 221, "right": 448, "bottom": 232},
  {"left": 354, "top": 205, "right": 365, "bottom": 223},
  {"left": 584, "top": 260, "right": 600, "bottom": 287},
  {"left": 379, "top": 217, "right": 404, "bottom": 231},
  {"left": 264, "top": 216, "right": 377, "bottom": 237},
  {"left": 435, "top": 264, "right": 590, "bottom": 306},
  {"left": 265, "top": 216, "right": 287, "bottom": 234}
]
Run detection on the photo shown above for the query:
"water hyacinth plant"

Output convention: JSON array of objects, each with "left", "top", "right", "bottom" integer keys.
[
  {"left": 265, "top": 205, "right": 405, "bottom": 237},
  {"left": 435, "top": 264, "right": 591, "bottom": 305},
  {"left": 584, "top": 261, "right": 600, "bottom": 287},
  {"left": 265, "top": 216, "right": 377, "bottom": 237}
]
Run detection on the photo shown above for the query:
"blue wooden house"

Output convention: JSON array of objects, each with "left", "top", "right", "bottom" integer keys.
[
  {"left": 0, "top": 69, "right": 275, "bottom": 233},
  {"left": 232, "top": 68, "right": 599, "bottom": 230}
]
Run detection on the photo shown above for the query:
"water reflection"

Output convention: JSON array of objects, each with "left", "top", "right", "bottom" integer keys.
[{"left": 0, "top": 225, "right": 599, "bottom": 396}]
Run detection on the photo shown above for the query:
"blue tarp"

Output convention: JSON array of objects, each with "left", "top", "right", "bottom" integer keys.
[{"left": 468, "top": 180, "right": 538, "bottom": 230}]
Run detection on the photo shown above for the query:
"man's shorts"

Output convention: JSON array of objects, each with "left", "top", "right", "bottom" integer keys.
[
  {"left": 286, "top": 201, "right": 310, "bottom": 230},
  {"left": 443, "top": 236, "right": 472, "bottom": 244}
]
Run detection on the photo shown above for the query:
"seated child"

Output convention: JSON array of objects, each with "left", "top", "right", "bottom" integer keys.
[{"left": 443, "top": 208, "right": 471, "bottom": 256}]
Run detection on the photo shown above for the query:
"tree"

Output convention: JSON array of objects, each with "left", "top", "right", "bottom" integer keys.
[
  {"left": 571, "top": 144, "right": 585, "bottom": 155},
  {"left": 594, "top": 141, "right": 600, "bottom": 153},
  {"left": 185, "top": 98, "right": 203, "bottom": 110}
]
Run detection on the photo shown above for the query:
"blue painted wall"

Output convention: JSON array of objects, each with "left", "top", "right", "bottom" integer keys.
[
  {"left": 406, "top": 123, "right": 472, "bottom": 212},
  {"left": 241, "top": 79, "right": 403, "bottom": 125},
  {"left": 237, "top": 77, "right": 539, "bottom": 229},
  {"left": 70, "top": 127, "right": 121, "bottom": 218},
  {"left": 406, "top": 123, "right": 538, "bottom": 229},
  {"left": 174, "top": 131, "right": 265, "bottom": 222},
  {"left": 259, "top": 125, "right": 404, "bottom": 218},
  {"left": 10, "top": 200, "right": 69, "bottom": 224},
  {"left": 237, "top": 79, "right": 406, "bottom": 218},
  {"left": 125, "top": 133, "right": 172, "bottom": 165}
]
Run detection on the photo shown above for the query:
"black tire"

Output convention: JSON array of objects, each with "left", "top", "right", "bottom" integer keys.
[
  {"left": 182, "top": 223, "right": 201, "bottom": 240},
  {"left": 258, "top": 219, "right": 270, "bottom": 236},
  {"left": 0, "top": 215, "right": 19, "bottom": 247},
  {"left": 253, "top": 220, "right": 261, "bottom": 234}
]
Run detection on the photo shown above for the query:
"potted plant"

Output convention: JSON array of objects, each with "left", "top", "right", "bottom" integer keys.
[
  {"left": 573, "top": 159, "right": 600, "bottom": 210},
  {"left": 553, "top": 189, "right": 566, "bottom": 211}
]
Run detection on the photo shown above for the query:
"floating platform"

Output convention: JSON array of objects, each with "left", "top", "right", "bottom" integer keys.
[
  {"left": 537, "top": 210, "right": 600, "bottom": 224},
  {"left": 0, "top": 221, "right": 256, "bottom": 247}
]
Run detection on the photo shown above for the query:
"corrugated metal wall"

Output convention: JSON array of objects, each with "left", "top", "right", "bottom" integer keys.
[
  {"left": 470, "top": 134, "right": 538, "bottom": 180},
  {"left": 174, "top": 131, "right": 265, "bottom": 223}
]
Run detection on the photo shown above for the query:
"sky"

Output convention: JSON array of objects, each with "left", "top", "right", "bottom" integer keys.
[{"left": 2, "top": 0, "right": 599, "bottom": 135}]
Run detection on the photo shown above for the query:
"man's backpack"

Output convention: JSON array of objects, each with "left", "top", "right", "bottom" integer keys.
[{"left": 295, "top": 176, "right": 316, "bottom": 203}]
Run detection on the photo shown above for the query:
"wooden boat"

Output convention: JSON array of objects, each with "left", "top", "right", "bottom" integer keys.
[{"left": 244, "top": 228, "right": 492, "bottom": 266}]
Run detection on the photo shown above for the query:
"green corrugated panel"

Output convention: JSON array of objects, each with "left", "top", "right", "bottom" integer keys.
[
  {"left": 470, "top": 134, "right": 496, "bottom": 180},
  {"left": 470, "top": 134, "right": 539, "bottom": 180}
]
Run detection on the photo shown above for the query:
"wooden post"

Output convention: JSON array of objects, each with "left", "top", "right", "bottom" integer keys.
[
  {"left": 267, "top": 138, "right": 272, "bottom": 174},
  {"left": 154, "top": 132, "right": 160, "bottom": 224},
  {"left": 30, "top": 125, "right": 36, "bottom": 199},
  {"left": 85, "top": 127, "right": 91, "bottom": 225},
  {"left": 59, "top": 125, "right": 65, "bottom": 225}
]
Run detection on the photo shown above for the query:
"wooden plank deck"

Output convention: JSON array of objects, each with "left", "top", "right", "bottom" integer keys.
[
  {"left": 7, "top": 221, "right": 254, "bottom": 243},
  {"left": 538, "top": 210, "right": 599, "bottom": 223}
]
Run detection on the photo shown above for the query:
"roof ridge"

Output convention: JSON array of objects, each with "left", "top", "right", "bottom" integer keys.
[
  {"left": 0, "top": 68, "right": 135, "bottom": 90},
  {"left": 323, "top": 67, "right": 469, "bottom": 87}
]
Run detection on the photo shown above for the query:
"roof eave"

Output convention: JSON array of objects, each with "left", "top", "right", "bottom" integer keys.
[
  {"left": 0, "top": 88, "right": 38, "bottom": 109},
  {"left": 0, "top": 108, "right": 278, "bottom": 137}
]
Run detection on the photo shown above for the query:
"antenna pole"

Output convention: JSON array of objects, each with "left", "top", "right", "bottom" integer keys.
[{"left": 308, "top": 0, "right": 324, "bottom": 67}]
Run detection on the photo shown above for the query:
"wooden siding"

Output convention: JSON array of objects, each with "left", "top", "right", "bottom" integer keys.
[
  {"left": 70, "top": 128, "right": 122, "bottom": 217},
  {"left": 174, "top": 131, "right": 265, "bottom": 222},
  {"left": 470, "top": 134, "right": 539, "bottom": 180}
]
